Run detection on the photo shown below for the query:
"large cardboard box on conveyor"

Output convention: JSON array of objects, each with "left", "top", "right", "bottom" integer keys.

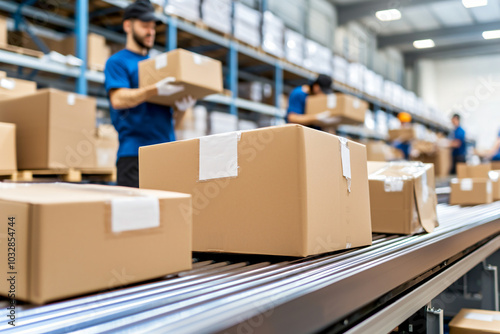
[
  {"left": 450, "top": 178, "right": 493, "bottom": 206},
  {"left": 449, "top": 308, "right": 500, "bottom": 334},
  {"left": 0, "top": 88, "right": 97, "bottom": 170},
  {"left": 306, "top": 93, "right": 368, "bottom": 126},
  {"left": 490, "top": 170, "right": 500, "bottom": 201},
  {"left": 0, "top": 183, "right": 192, "bottom": 305},
  {"left": 367, "top": 162, "right": 439, "bottom": 235},
  {"left": 0, "top": 122, "right": 16, "bottom": 173},
  {"left": 140, "top": 124, "right": 373, "bottom": 257},
  {"left": 139, "top": 49, "right": 223, "bottom": 107}
]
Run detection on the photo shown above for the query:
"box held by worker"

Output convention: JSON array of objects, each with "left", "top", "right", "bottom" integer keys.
[
  {"left": 0, "top": 122, "right": 16, "bottom": 173},
  {"left": 449, "top": 308, "right": 500, "bottom": 334},
  {"left": 139, "top": 49, "right": 223, "bottom": 107},
  {"left": 457, "top": 163, "right": 491, "bottom": 179},
  {"left": 449, "top": 178, "right": 493, "bottom": 206},
  {"left": 140, "top": 124, "right": 373, "bottom": 257},
  {"left": 306, "top": 93, "right": 368, "bottom": 126},
  {"left": 0, "top": 183, "right": 192, "bottom": 304},
  {"left": 368, "top": 162, "right": 439, "bottom": 235},
  {"left": 388, "top": 127, "right": 417, "bottom": 142},
  {"left": 0, "top": 88, "right": 97, "bottom": 170}
]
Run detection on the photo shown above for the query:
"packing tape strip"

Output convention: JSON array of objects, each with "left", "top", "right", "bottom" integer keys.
[
  {"left": 460, "top": 179, "right": 473, "bottom": 191},
  {"left": 155, "top": 53, "right": 168, "bottom": 69},
  {"left": 199, "top": 132, "right": 239, "bottom": 181},
  {"left": 327, "top": 94, "right": 337, "bottom": 109},
  {"left": 0, "top": 78, "right": 15, "bottom": 90},
  {"left": 339, "top": 137, "right": 351, "bottom": 193}
]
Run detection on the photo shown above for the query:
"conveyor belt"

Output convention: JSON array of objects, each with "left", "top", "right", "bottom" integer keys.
[{"left": 1, "top": 201, "right": 500, "bottom": 334}]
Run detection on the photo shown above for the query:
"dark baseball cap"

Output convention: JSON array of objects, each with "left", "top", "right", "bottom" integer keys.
[
  {"left": 123, "top": 0, "right": 160, "bottom": 23},
  {"left": 312, "top": 74, "right": 333, "bottom": 94}
]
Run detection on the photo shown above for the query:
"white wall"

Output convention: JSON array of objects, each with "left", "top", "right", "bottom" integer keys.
[{"left": 418, "top": 55, "right": 500, "bottom": 150}]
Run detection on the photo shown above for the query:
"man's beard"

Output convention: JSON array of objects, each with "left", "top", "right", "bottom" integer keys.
[{"left": 132, "top": 28, "right": 152, "bottom": 51}]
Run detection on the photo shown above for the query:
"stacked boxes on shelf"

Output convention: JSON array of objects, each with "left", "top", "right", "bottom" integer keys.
[
  {"left": 304, "top": 39, "right": 332, "bottom": 75},
  {"left": 262, "top": 11, "right": 285, "bottom": 58},
  {"left": 284, "top": 29, "right": 305, "bottom": 67},
  {"left": 165, "top": 0, "right": 201, "bottom": 22},
  {"left": 201, "top": 0, "right": 232, "bottom": 34},
  {"left": 233, "top": 3, "right": 261, "bottom": 48}
]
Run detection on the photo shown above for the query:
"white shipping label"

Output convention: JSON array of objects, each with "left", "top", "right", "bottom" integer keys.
[
  {"left": 193, "top": 54, "right": 202, "bottom": 65},
  {"left": 340, "top": 138, "right": 351, "bottom": 192},
  {"left": 111, "top": 197, "right": 160, "bottom": 233},
  {"left": 0, "top": 78, "right": 15, "bottom": 90},
  {"left": 489, "top": 171, "right": 499, "bottom": 182},
  {"left": 327, "top": 94, "right": 337, "bottom": 109},
  {"left": 67, "top": 94, "right": 76, "bottom": 106},
  {"left": 353, "top": 98, "right": 360, "bottom": 109},
  {"left": 155, "top": 54, "right": 168, "bottom": 69},
  {"left": 464, "top": 312, "right": 494, "bottom": 322},
  {"left": 460, "top": 179, "right": 473, "bottom": 191},
  {"left": 199, "top": 132, "right": 239, "bottom": 181},
  {"left": 487, "top": 180, "right": 492, "bottom": 194},
  {"left": 384, "top": 177, "right": 404, "bottom": 192}
]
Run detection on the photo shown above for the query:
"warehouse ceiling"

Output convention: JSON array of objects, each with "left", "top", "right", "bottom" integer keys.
[{"left": 332, "top": 0, "right": 500, "bottom": 63}]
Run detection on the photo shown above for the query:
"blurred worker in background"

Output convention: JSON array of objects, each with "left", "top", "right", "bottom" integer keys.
[
  {"left": 450, "top": 113, "right": 467, "bottom": 175},
  {"left": 479, "top": 128, "right": 500, "bottom": 162},
  {"left": 104, "top": 0, "right": 196, "bottom": 188},
  {"left": 392, "top": 112, "right": 413, "bottom": 160},
  {"left": 287, "top": 74, "right": 333, "bottom": 126}
]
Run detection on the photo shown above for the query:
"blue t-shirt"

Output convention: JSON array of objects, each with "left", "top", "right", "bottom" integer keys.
[
  {"left": 287, "top": 86, "right": 308, "bottom": 121},
  {"left": 395, "top": 141, "right": 411, "bottom": 160},
  {"left": 452, "top": 126, "right": 467, "bottom": 157},
  {"left": 104, "top": 49, "right": 175, "bottom": 159},
  {"left": 493, "top": 130, "right": 500, "bottom": 161}
]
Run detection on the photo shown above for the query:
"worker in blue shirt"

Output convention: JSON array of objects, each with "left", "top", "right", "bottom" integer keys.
[
  {"left": 104, "top": 0, "right": 195, "bottom": 187},
  {"left": 392, "top": 112, "right": 413, "bottom": 160},
  {"left": 287, "top": 74, "right": 333, "bottom": 126},
  {"left": 450, "top": 113, "right": 467, "bottom": 175}
]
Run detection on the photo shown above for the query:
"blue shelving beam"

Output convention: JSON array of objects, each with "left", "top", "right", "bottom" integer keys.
[{"left": 76, "top": 0, "right": 88, "bottom": 95}]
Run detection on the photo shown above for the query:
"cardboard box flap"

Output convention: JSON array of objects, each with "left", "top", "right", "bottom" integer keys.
[{"left": 369, "top": 162, "right": 438, "bottom": 232}]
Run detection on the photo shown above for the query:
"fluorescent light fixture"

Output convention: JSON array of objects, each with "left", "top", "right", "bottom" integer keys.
[
  {"left": 483, "top": 29, "right": 500, "bottom": 39},
  {"left": 375, "top": 9, "right": 402, "bottom": 22},
  {"left": 413, "top": 39, "right": 435, "bottom": 49},
  {"left": 462, "top": 0, "right": 488, "bottom": 8}
]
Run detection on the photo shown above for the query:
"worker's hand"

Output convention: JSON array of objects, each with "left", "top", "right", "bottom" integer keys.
[
  {"left": 175, "top": 96, "right": 196, "bottom": 112},
  {"left": 156, "top": 77, "right": 184, "bottom": 96}
]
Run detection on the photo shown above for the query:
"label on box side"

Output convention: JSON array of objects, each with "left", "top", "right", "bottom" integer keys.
[
  {"left": 489, "top": 171, "right": 499, "bottom": 182},
  {"left": 327, "top": 94, "right": 337, "bottom": 109},
  {"left": 193, "top": 54, "right": 207, "bottom": 65},
  {"left": 460, "top": 179, "right": 473, "bottom": 191},
  {"left": 0, "top": 78, "right": 15, "bottom": 90},
  {"left": 487, "top": 180, "right": 492, "bottom": 194},
  {"left": 111, "top": 197, "right": 160, "bottom": 233},
  {"left": 67, "top": 94, "right": 76, "bottom": 106},
  {"left": 464, "top": 312, "right": 494, "bottom": 322},
  {"left": 353, "top": 98, "right": 360, "bottom": 109},
  {"left": 339, "top": 137, "right": 351, "bottom": 193},
  {"left": 384, "top": 177, "right": 404, "bottom": 192},
  {"left": 199, "top": 132, "right": 239, "bottom": 181},
  {"left": 155, "top": 54, "right": 168, "bottom": 69}
]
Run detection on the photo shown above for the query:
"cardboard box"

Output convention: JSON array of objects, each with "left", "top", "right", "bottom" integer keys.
[
  {"left": 413, "top": 146, "right": 452, "bottom": 178},
  {"left": 492, "top": 161, "right": 500, "bottom": 170},
  {"left": 450, "top": 178, "right": 493, "bottom": 205},
  {"left": 140, "top": 124, "right": 373, "bottom": 257},
  {"left": 201, "top": 0, "right": 232, "bottom": 34},
  {"left": 449, "top": 308, "right": 500, "bottom": 334},
  {"left": 0, "top": 89, "right": 97, "bottom": 170},
  {"left": 368, "top": 162, "right": 438, "bottom": 234},
  {"left": 165, "top": 0, "right": 201, "bottom": 22},
  {"left": 285, "top": 29, "right": 305, "bottom": 67},
  {"left": 262, "top": 11, "right": 285, "bottom": 58},
  {"left": 0, "top": 122, "right": 16, "bottom": 173},
  {"left": 306, "top": 94, "right": 368, "bottom": 126},
  {"left": 388, "top": 127, "right": 417, "bottom": 142},
  {"left": 366, "top": 141, "right": 403, "bottom": 162},
  {"left": 93, "top": 124, "right": 119, "bottom": 168},
  {"left": 139, "top": 49, "right": 223, "bottom": 107},
  {"left": 0, "top": 71, "right": 6, "bottom": 78},
  {"left": 0, "top": 16, "right": 6, "bottom": 46},
  {"left": 457, "top": 163, "right": 491, "bottom": 179},
  {"left": 0, "top": 183, "right": 192, "bottom": 304},
  {"left": 0, "top": 77, "right": 37, "bottom": 100}
]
